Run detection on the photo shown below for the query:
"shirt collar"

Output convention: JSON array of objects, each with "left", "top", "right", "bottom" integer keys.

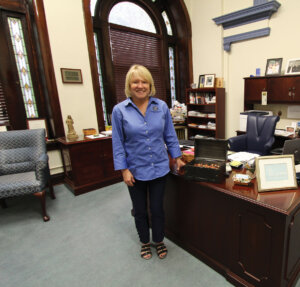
[{"left": 125, "top": 96, "right": 158, "bottom": 107}]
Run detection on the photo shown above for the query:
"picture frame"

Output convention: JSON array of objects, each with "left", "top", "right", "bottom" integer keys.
[
  {"left": 256, "top": 155, "right": 297, "bottom": 192},
  {"left": 198, "top": 75, "right": 205, "bottom": 88},
  {"left": 285, "top": 126, "right": 295, "bottom": 133},
  {"left": 27, "top": 118, "right": 48, "bottom": 138},
  {"left": 60, "top": 68, "right": 83, "bottom": 84},
  {"left": 204, "top": 74, "right": 215, "bottom": 88},
  {"left": 285, "top": 58, "right": 300, "bottom": 75},
  {"left": 265, "top": 58, "right": 282, "bottom": 76}
]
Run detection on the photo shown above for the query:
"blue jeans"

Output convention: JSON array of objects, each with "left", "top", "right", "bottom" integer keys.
[{"left": 128, "top": 175, "right": 167, "bottom": 244}]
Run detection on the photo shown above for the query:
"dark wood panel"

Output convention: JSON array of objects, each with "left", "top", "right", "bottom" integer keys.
[
  {"left": 164, "top": 165, "right": 300, "bottom": 287},
  {"left": 244, "top": 77, "right": 267, "bottom": 102},
  {"left": 58, "top": 137, "right": 122, "bottom": 195}
]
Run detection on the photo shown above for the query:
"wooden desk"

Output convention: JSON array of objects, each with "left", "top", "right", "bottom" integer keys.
[
  {"left": 58, "top": 136, "right": 122, "bottom": 195},
  {"left": 165, "top": 164, "right": 300, "bottom": 287}
]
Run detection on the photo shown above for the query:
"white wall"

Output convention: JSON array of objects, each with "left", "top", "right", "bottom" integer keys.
[
  {"left": 185, "top": 0, "right": 300, "bottom": 137},
  {"left": 43, "top": 0, "right": 98, "bottom": 135},
  {"left": 43, "top": 0, "right": 99, "bottom": 174}
]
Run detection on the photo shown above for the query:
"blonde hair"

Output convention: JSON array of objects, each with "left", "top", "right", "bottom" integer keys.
[{"left": 125, "top": 64, "right": 156, "bottom": 98}]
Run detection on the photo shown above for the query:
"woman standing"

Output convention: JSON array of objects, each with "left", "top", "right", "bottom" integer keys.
[{"left": 112, "top": 64, "right": 185, "bottom": 260}]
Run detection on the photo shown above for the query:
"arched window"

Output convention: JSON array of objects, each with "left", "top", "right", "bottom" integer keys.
[{"left": 87, "top": 0, "right": 192, "bottom": 128}]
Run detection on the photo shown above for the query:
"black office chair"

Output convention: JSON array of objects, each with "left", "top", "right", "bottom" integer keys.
[{"left": 228, "top": 114, "right": 280, "bottom": 155}]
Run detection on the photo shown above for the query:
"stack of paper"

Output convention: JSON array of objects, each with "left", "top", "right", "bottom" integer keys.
[{"left": 228, "top": 152, "right": 259, "bottom": 163}]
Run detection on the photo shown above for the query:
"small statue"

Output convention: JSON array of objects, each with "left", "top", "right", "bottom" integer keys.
[{"left": 66, "top": 115, "right": 78, "bottom": 140}]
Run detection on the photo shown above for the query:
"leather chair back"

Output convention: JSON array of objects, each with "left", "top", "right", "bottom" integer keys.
[{"left": 246, "top": 114, "right": 279, "bottom": 155}]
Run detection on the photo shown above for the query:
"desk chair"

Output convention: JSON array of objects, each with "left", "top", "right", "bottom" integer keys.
[
  {"left": 0, "top": 129, "right": 55, "bottom": 221},
  {"left": 282, "top": 139, "right": 300, "bottom": 163},
  {"left": 228, "top": 114, "right": 279, "bottom": 155}
]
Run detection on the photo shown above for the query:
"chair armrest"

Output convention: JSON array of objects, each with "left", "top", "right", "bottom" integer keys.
[
  {"left": 228, "top": 135, "right": 247, "bottom": 152},
  {"left": 35, "top": 154, "right": 49, "bottom": 183},
  {"left": 263, "top": 137, "right": 276, "bottom": 155}
]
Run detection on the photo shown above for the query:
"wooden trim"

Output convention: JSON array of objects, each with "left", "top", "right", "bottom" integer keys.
[
  {"left": 82, "top": 0, "right": 105, "bottom": 131},
  {"left": 32, "top": 0, "right": 65, "bottom": 137},
  {"left": 50, "top": 172, "right": 65, "bottom": 186}
]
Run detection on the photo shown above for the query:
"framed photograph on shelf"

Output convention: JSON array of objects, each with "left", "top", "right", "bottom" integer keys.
[
  {"left": 27, "top": 118, "right": 48, "bottom": 138},
  {"left": 61, "top": 68, "right": 83, "bottom": 83},
  {"left": 265, "top": 58, "right": 282, "bottom": 76},
  {"left": 198, "top": 75, "right": 205, "bottom": 88},
  {"left": 256, "top": 155, "right": 297, "bottom": 192},
  {"left": 204, "top": 74, "right": 215, "bottom": 88},
  {"left": 285, "top": 58, "right": 300, "bottom": 75}
]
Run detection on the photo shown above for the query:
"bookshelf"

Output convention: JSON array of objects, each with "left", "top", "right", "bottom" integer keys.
[{"left": 186, "top": 88, "right": 225, "bottom": 139}]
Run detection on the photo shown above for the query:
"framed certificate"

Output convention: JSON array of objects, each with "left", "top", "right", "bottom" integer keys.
[
  {"left": 27, "top": 118, "right": 48, "bottom": 138},
  {"left": 256, "top": 155, "right": 297, "bottom": 192}
]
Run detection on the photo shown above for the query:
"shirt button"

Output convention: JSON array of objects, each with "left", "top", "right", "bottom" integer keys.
[
  {"left": 146, "top": 130, "right": 148, "bottom": 134},
  {"left": 150, "top": 155, "right": 152, "bottom": 157},
  {"left": 149, "top": 147, "right": 151, "bottom": 150},
  {"left": 151, "top": 163, "right": 154, "bottom": 166},
  {"left": 147, "top": 139, "right": 150, "bottom": 141},
  {"left": 144, "top": 122, "right": 147, "bottom": 125}
]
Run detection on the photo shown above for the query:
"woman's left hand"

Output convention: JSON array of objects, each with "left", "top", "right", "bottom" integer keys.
[{"left": 175, "top": 157, "right": 186, "bottom": 171}]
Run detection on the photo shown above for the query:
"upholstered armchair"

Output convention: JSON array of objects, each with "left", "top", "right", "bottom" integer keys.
[
  {"left": 0, "top": 129, "right": 55, "bottom": 221},
  {"left": 228, "top": 114, "right": 280, "bottom": 155}
]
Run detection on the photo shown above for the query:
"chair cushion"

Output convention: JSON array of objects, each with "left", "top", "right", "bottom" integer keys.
[
  {"left": 0, "top": 172, "right": 42, "bottom": 198},
  {"left": 0, "top": 147, "right": 36, "bottom": 175}
]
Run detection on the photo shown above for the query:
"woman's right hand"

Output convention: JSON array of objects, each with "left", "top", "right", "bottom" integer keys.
[{"left": 121, "top": 169, "right": 135, "bottom": 186}]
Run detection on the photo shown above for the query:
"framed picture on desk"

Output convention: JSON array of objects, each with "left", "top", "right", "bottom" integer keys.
[{"left": 256, "top": 155, "right": 297, "bottom": 192}]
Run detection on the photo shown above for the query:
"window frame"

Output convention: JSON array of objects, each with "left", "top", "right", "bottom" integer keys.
[
  {"left": 84, "top": 0, "right": 192, "bottom": 131},
  {"left": 0, "top": 0, "right": 65, "bottom": 138}
]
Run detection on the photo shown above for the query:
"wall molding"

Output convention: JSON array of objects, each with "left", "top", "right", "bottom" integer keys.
[
  {"left": 223, "top": 27, "right": 270, "bottom": 52},
  {"left": 213, "top": 1, "right": 281, "bottom": 29}
]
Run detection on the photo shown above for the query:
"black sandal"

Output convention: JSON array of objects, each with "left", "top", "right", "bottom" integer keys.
[
  {"left": 156, "top": 242, "right": 168, "bottom": 259},
  {"left": 141, "top": 243, "right": 152, "bottom": 260}
]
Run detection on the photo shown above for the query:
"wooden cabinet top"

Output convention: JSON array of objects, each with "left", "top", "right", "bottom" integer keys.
[
  {"left": 244, "top": 74, "right": 300, "bottom": 80},
  {"left": 170, "top": 161, "right": 300, "bottom": 215},
  {"left": 58, "top": 135, "right": 111, "bottom": 145}
]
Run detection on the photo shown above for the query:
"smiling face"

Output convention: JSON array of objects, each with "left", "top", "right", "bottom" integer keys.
[{"left": 129, "top": 74, "right": 151, "bottom": 102}]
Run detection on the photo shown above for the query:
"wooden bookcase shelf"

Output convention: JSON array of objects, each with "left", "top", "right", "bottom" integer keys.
[{"left": 185, "top": 87, "right": 225, "bottom": 139}]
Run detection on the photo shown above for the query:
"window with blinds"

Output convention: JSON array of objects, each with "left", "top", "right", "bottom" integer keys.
[
  {"left": 0, "top": 81, "right": 10, "bottom": 127},
  {"left": 109, "top": 25, "right": 165, "bottom": 103}
]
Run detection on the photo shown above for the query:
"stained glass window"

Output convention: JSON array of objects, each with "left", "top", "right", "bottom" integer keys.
[
  {"left": 168, "top": 47, "right": 176, "bottom": 106},
  {"left": 90, "top": 0, "right": 97, "bottom": 17},
  {"left": 8, "top": 17, "right": 38, "bottom": 118},
  {"left": 109, "top": 2, "right": 156, "bottom": 33},
  {"left": 94, "top": 33, "right": 108, "bottom": 125},
  {"left": 162, "top": 11, "right": 173, "bottom": 36}
]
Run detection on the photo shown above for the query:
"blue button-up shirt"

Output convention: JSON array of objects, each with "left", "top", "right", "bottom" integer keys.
[{"left": 112, "top": 97, "right": 181, "bottom": 181}]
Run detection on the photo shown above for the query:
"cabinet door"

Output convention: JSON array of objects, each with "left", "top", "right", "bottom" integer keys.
[
  {"left": 289, "top": 76, "right": 300, "bottom": 102},
  {"left": 267, "top": 77, "right": 293, "bottom": 102},
  {"left": 244, "top": 78, "right": 267, "bottom": 102}
]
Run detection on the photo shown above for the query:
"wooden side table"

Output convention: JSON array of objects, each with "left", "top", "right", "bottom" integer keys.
[{"left": 58, "top": 136, "right": 122, "bottom": 195}]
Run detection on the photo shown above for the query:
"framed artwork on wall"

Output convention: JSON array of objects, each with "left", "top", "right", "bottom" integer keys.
[
  {"left": 285, "top": 58, "right": 300, "bottom": 75},
  {"left": 61, "top": 68, "right": 83, "bottom": 83},
  {"left": 265, "top": 58, "right": 282, "bottom": 76}
]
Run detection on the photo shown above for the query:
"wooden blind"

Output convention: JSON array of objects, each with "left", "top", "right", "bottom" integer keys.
[
  {"left": 109, "top": 25, "right": 165, "bottom": 104},
  {"left": 0, "top": 80, "right": 10, "bottom": 126}
]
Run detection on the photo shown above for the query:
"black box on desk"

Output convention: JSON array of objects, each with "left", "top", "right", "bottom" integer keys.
[{"left": 184, "top": 138, "right": 228, "bottom": 183}]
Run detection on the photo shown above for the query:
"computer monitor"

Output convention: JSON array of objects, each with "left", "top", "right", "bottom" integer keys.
[{"left": 283, "top": 139, "right": 300, "bottom": 163}]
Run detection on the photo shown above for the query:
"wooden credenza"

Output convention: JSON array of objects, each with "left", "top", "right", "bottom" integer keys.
[
  {"left": 164, "top": 165, "right": 300, "bottom": 287},
  {"left": 58, "top": 136, "right": 122, "bottom": 195}
]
